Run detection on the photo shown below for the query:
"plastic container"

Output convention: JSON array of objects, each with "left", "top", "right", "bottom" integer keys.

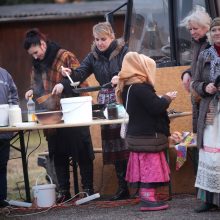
[
  {"left": 32, "top": 174, "right": 56, "bottom": 208},
  {"left": 0, "top": 104, "right": 9, "bottom": 126},
  {"left": 60, "top": 96, "right": 92, "bottom": 124},
  {"left": 8, "top": 105, "right": 22, "bottom": 126},
  {"left": 107, "top": 103, "right": 118, "bottom": 120},
  {"left": 27, "top": 97, "right": 36, "bottom": 122}
]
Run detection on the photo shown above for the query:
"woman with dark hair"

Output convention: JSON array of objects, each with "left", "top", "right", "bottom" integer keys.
[{"left": 24, "top": 28, "right": 94, "bottom": 202}]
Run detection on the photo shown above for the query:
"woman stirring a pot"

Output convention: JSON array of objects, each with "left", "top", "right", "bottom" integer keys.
[
  {"left": 53, "top": 22, "right": 130, "bottom": 200},
  {"left": 24, "top": 28, "right": 94, "bottom": 202}
]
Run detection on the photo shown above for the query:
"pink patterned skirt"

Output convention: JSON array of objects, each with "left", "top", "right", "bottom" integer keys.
[{"left": 126, "top": 152, "right": 170, "bottom": 184}]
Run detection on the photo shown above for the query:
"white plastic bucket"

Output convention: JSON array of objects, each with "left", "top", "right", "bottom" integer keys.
[
  {"left": 60, "top": 96, "right": 92, "bottom": 124},
  {"left": 32, "top": 174, "right": 56, "bottom": 208},
  {"left": 8, "top": 105, "right": 22, "bottom": 126},
  {"left": 0, "top": 104, "right": 9, "bottom": 126}
]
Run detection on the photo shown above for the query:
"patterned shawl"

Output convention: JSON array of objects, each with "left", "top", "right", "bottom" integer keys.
[
  {"left": 205, "top": 46, "right": 220, "bottom": 82},
  {"left": 30, "top": 41, "right": 81, "bottom": 110}
]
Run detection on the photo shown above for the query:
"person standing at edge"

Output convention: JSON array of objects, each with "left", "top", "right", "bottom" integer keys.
[
  {"left": 192, "top": 17, "right": 220, "bottom": 213},
  {"left": 53, "top": 22, "right": 130, "bottom": 200},
  {"left": 0, "top": 67, "right": 19, "bottom": 208},
  {"left": 115, "top": 52, "right": 176, "bottom": 211},
  {"left": 180, "top": 6, "right": 211, "bottom": 174},
  {"left": 24, "top": 28, "right": 94, "bottom": 202}
]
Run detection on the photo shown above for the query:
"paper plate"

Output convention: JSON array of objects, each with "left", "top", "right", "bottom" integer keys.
[{"left": 14, "top": 122, "right": 37, "bottom": 127}]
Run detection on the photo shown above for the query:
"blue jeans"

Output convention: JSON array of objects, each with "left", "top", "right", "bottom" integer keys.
[{"left": 0, "top": 139, "right": 10, "bottom": 201}]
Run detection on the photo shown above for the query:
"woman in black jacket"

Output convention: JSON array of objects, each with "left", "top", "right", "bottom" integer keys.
[
  {"left": 53, "top": 22, "right": 129, "bottom": 200},
  {"left": 115, "top": 52, "right": 176, "bottom": 211}
]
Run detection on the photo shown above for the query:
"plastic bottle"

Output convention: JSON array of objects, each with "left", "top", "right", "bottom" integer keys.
[
  {"left": 8, "top": 105, "right": 22, "bottom": 126},
  {"left": 27, "top": 96, "right": 36, "bottom": 122}
]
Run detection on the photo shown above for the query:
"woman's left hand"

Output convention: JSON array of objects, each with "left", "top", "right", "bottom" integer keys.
[{"left": 205, "top": 83, "right": 217, "bottom": 94}]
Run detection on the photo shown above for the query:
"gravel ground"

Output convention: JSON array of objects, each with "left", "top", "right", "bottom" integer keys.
[{"left": 1, "top": 195, "right": 220, "bottom": 220}]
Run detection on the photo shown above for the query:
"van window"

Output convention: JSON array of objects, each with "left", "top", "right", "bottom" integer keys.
[
  {"left": 128, "top": 0, "right": 208, "bottom": 67},
  {"left": 176, "top": 0, "right": 207, "bottom": 65},
  {"left": 128, "top": 0, "right": 170, "bottom": 67}
]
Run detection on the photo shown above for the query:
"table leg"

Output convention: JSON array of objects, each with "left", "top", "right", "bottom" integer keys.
[
  {"left": 72, "top": 161, "right": 79, "bottom": 194},
  {"left": 19, "top": 131, "right": 31, "bottom": 202}
]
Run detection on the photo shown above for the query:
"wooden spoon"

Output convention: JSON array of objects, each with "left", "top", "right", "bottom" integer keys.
[{"left": 36, "top": 93, "right": 52, "bottom": 104}]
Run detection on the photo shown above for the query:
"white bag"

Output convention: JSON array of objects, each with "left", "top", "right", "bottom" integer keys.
[
  {"left": 120, "top": 85, "right": 132, "bottom": 139},
  {"left": 120, "top": 122, "right": 128, "bottom": 139}
]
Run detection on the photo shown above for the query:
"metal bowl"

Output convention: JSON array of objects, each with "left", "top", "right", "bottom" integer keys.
[{"left": 35, "top": 111, "right": 63, "bottom": 125}]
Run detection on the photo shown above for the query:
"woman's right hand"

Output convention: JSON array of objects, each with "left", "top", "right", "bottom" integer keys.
[
  {"left": 182, "top": 72, "right": 191, "bottom": 92},
  {"left": 25, "top": 90, "right": 33, "bottom": 100},
  {"left": 61, "top": 66, "right": 72, "bottom": 77},
  {"left": 111, "top": 75, "right": 119, "bottom": 85},
  {"left": 52, "top": 83, "right": 64, "bottom": 95},
  {"left": 205, "top": 83, "right": 217, "bottom": 94}
]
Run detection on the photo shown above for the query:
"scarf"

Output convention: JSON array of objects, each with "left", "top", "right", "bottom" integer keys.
[
  {"left": 115, "top": 52, "right": 156, "bottom": 103},
  {"left": 32, "top": 41, "right": 61, "bottom": 96},
  {"left": 33, "top": 41, "right": 61, "bottom": 74},
  {"left": 205, "top": 45, "right": 220, "bottom": 82},
  {"left": 94, "top": 40, "right": 117, "bottom": 59},
  {"left": 205, "top": 45, "right": 220, "bottom": 125}
]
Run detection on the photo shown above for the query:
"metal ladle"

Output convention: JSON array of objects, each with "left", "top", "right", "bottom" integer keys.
[{"left": 63, "top": 68, "right": 80, "bottom": 87}]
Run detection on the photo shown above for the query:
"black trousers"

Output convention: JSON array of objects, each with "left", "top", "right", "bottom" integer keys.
[
  {"left": 54, "top": 154, "right": 93, "bottom": 191},
  {"left": 47, "top": 127, "right": 94, "bottom": 193},
  {"left": 0, "top": 139, "right": 10, "bottom": 200}
]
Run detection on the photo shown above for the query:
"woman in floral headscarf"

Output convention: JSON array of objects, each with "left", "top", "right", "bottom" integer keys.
[{"left": 115, "top": 52, "right": 177, "bottom": 211}]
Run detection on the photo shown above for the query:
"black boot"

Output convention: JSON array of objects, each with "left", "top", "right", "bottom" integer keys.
[
  {"left": 83, "top": 188, "right": 94, "bottom": 196},
  {"left": 0, "top": 200, "right": 9, "bottom": 208},
  {"left": 56, "top": 189, "right": 71, "bottom": 203},
  {"left": 54, "top": 155, "right": 71, "bottom": 203},
  {"left": 110, "top": 160, "right": 129, "bottom": 201},
  {"left": 79, "top": 159, "right": 94, "bottom": 196},
  {"left": 194, "top": 202, "right": 218, "bottom": 213}
]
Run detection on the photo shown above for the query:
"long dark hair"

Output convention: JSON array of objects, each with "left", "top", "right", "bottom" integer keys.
[{"left": 23, "top": 28, "right": 47, "bottom": 50}]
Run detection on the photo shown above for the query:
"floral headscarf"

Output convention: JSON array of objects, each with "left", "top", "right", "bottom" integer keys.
[{"left": 115, "top": 51, "right": 156, "bottom": 103}]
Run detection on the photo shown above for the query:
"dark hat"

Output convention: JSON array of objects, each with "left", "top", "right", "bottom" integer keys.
[{"left": 210, "top": 17, "right": 220, "bottom": 30}]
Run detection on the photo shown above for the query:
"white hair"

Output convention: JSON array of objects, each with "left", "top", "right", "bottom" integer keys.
[{"left": 180, "top": 5, "right": 211, "bottom": 30}]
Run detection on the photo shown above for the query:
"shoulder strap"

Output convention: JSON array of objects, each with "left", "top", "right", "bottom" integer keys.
[{"left": 125, "top": 85, "right": 132, "bottom": 111}]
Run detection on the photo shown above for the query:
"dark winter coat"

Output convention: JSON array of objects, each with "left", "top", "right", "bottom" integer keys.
[
  {"left": 122, "top": 83, "right": 171, "bottom": 137},
  {"left": 64, "top": 38, "right": 128, "bottom": 86}
]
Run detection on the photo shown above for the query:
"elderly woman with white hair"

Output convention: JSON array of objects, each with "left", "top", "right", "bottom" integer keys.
[
  {"left": 115, "top": 52, "right": 176, "bottom": 211},
  {"left": 180, "top": 6, "right": 212, "bottom": 133}
]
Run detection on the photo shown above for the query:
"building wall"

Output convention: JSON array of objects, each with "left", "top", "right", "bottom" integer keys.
[{"left": 0, "top": 16, "right": 124, "bottom": 113}]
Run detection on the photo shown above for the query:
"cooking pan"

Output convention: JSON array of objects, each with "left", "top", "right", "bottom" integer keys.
[{"left": 72, "top": 82, "right": 112, "bottom": 93}]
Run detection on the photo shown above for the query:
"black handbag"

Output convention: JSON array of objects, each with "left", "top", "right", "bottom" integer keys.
[{"left": 126, "top": 133, "right": 168, "bottom": 152}]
